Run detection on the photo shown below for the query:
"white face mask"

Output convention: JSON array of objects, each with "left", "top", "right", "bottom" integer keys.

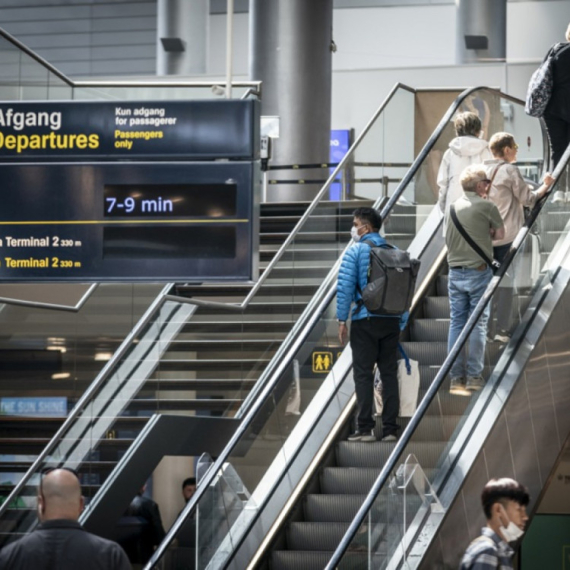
[
  {"left": 350, "top": 226, "right": 361, "bottom": 243},
  {"left": 499, "top": 506, "right": 525, "bottom": 542}
]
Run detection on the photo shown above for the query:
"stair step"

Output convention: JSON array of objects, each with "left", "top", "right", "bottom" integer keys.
[{"left": 335, "top": 440, "right": 447, "bottom": 469}]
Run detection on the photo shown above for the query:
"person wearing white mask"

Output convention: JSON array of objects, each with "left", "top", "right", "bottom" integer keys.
[
  {"left": 336, "top": 207, "right": 408, "bottom": 443},
  {"left": 459, "top": 477, "right": 530, "bottom": 569}
]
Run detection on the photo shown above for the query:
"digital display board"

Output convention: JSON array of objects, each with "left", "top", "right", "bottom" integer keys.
[
  {"left": 0, "top": 161, "right": 258, "bottom": 282},
  {"left": 0, "top": 100, "right": 260, "bottom": 282}
]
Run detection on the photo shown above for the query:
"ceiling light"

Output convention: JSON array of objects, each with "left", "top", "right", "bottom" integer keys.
[
  {"left": 51, "top": 372, "right": 71, "bottom": 380},
  {"left": 94, "top": 352, "right": 113, "bottom": 361}
]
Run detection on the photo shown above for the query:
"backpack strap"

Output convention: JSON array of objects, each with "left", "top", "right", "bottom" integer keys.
[{"left": 449, "top": 205, "right": 500, "bottom": 271}]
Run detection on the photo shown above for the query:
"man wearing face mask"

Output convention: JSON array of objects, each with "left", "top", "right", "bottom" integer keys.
[
  {"left": 460, "top": 477, "right": 529, "bottom": 570},
  {"left": 337, "top": 207, "right": 408, "bottom": 442},
  {"left": 0, "top": 468, "right": 130, "bottom": 570}
]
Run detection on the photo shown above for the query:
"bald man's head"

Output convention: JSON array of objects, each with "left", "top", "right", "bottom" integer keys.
[{"left": 37, "top": 469, "right": 84, "bottom": 522}]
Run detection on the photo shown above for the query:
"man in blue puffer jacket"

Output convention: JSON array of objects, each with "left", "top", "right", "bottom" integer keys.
[{"left": 337, "top": 207, "right": 408, "bottom": 442}]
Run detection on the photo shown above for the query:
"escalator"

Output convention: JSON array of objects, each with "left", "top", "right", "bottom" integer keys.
[
  {"left": 323, "top": 154, "right": 570, "bottom": 569},
  {"left": 141, "top": 86, "right": 550, "bottom": 570}
]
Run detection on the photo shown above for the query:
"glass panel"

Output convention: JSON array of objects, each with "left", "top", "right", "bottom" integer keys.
[{"left": 0, "top": 284, "right": 164, "bottom": 539}]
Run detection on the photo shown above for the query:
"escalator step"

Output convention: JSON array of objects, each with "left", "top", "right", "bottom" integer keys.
[
  {"left": 335, "top": 441, "right": 447, "bottom": 469},
  {"left": 303, "top": 494, "right": 367, "bottom": 522},
  {"left": 398, "top": 415, "right": 465, "bottom": 442},
  {"left": 286, "top": 522, "right": 351, "bottom": 550},
  {"left": 418, "top": 389, "right": 473, "bottom": 415},
  {"left": 271, "top": 551, "right": 385, "bottom": 570},
  {"left": 423, "top": 296, "right": 450, "bottom": 318},
  {"left": 403, "top": 339, "right": 503, "bottom": 366},
  {"left": 400, "top": 342, "right": 448, "bottom": 365},
  {"left": 436, "top": 274, "right": 449, "bottom": 296},
  {"left": 320, "top": 467, "right": 380, "bottom": 494},
  {"left": 411, "top": 319, "right": 449, "bottom": 342}
]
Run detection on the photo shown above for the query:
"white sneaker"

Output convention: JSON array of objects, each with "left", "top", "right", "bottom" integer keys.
[{"left": 552, "top": 190, "right": 566, "bottom": 204}]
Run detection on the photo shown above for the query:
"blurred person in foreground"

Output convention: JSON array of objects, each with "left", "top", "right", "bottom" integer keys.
[
  {"left": 0, "top": 467, "right": 130, "bottom": 570},
  {"left": 460, "top": 477, "right": 529, "bottom": 570}
]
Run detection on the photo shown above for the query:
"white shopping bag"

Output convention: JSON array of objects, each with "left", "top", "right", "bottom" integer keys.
[
  {"left": 373, "top": 345, "right": 420, "bottom": 418},
  {"left": 373, "top": 365, "right": 383, "bottom": 416},
  {"left": 397, "top": 346, "right": 420, "bottom": 417}
]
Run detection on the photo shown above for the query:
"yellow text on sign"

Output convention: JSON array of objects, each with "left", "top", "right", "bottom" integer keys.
[{"left": 312, "top": 351, "right": 333, "bottom": 373}]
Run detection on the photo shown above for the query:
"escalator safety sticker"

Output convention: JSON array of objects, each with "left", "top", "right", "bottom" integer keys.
[{"left": 312, "top": 351, "right": 333, "bottom": 373}]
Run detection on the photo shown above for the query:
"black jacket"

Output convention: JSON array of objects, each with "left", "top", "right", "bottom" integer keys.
[
  {"left": 0, "top": 519, "right": 131, "bottom": 570},
  {"left": 545, "top": 42, "right": 570, "bottom": 122}
]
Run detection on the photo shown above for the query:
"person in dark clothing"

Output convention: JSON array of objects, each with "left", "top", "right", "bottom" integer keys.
[
  {"left": 543, "top": 23, "right": 570, "bottom": 203},
  {"left": 336, "top": 207, "right": 408, "bottom": 442},
  {"left": 182, "top": 477, "right": 197, "bottom": 504},
  {"left": 125, "top": 484, "right": 166, "bottom": 564},
  {"left": 0, "top": 468, "right": 130, "bottom": 570},
  {"left": 459, "top": 478, "right": 529, "bottom": 570}
]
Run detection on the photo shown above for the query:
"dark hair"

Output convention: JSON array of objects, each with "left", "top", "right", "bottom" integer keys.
[
  {"left": 352, "top": 207, "right": 382, "bottom": 231},
  {"left": 481, "top": 478, "right": 530, "bottom": 519},
  {"left": 182, "top": 477, "right": 196, "bottom": 489}
]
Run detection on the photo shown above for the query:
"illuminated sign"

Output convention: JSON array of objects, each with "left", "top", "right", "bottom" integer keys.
[{"left": 0, "top": 100, "right": 260, "bottom": 282}]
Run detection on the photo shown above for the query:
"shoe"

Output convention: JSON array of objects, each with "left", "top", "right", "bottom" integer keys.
[
  {"left": 494, "top": 330, "right": 510, "bottom": 344},
  {"left": 449, "top": 377, "right": 470, "bottom": 396},
  {"left": 381, "top": 434, "right": 398, "bottom": 442},
  {"left": 466, "top": 375, "right": 485, "bottom": 391},
  {"left": 552, "top": 190, "right": 566, "bottom": 204},
  {"left": 348, "top": 430, "right": 376, "bottom": 442}
]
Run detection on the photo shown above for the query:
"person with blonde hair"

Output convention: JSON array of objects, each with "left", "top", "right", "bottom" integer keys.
[
  {"left": 484, "top": 132, "right": 554, "bottom": 342},
  {"left": 437, "top": 111, "right": 492, "bottom": 220},
  {"left": 542, "top": 23, "right": 570, "bottom": 202}
]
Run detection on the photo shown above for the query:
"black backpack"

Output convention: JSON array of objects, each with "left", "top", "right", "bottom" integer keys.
[{"left": 358, "top": 241, "right": 421, "bottom": 315}]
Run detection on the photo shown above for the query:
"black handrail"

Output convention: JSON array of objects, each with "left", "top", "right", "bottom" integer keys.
[
  {"left": 0, "top": 27, "right": 74, "bottom": 86},
  {"left": 145, "top": 86, "right": 542, "bottom": 569},
  {"left": 325, "top": 143, "right": 570, "bottom": 569}
]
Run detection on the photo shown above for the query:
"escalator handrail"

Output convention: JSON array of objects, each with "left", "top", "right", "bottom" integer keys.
[
  {"left": 325, "top": 142, "right": 570, "bottom": 570},
  {"left": 145, "top": 86, "right": 536, "bottom": 569}
]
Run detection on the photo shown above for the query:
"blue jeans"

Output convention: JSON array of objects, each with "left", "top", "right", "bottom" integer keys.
[{"left": 447, "top": 266, "right": 492, "bottom": 378}]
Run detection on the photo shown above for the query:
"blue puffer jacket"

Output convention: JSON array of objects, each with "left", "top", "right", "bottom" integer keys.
[{"left": 336, "top": 232, "right": 409, "bottom": 329}]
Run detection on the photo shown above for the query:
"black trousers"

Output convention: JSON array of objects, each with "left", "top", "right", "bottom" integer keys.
[
  {"left": 544, "top": 114, "right": 570, "bottom": 172},
  {"left": 490, "top": 242, "right": 513, "bottom": 335},
  {"left": 350, "top": 317, "right": 401, "bottom": 435}
]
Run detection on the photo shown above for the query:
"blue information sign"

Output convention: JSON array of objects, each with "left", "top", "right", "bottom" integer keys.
[
  {"left": 329, "top": 129, "right": 351, "bottom": 200},
  {"left": 0, "top": 397, "right": 67, "bottom": 417}
]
